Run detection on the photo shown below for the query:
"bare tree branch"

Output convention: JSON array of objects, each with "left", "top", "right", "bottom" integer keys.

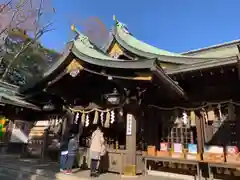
[
  {"left": 1, "top": 0, "right": 56, "bottom": 80},
  {"left": 0, "top": 0, "right": 14, "bottom": 13},
  {"left": 0, "top": 0, "right": 33, "bottom": 38}
]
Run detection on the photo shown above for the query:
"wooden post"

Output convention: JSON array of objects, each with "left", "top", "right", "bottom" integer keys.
[
  {"left": 236, "top": 47, "right": 240, "bottom": 80},
  {"left": 124, "top": 113, "right": 137, "bottom": 176},
  {"left": 228, "top": 101, "right": 235, "bottom": 121},
  {"left": 196, "top": 114, "right": 205, "bottom": 157},
  {"left": 40, "top": 129, "right": 49, "bottom": 162}
]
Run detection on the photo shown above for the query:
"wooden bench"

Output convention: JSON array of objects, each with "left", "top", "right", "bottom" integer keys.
[{"left": 143, "top": 156, "right": 201, "bottom": 180}]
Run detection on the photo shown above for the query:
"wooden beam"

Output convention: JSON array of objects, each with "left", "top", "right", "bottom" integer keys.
[
  {"left": 152, "top": 65, "right": 186, "bottom": 99},
  {"left": 236, "top": 53, "right": 240, "bottom": 80}
]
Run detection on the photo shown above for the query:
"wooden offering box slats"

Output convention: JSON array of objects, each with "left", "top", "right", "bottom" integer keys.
[
  {"left": 147, "top": 146, "right": 156, "bottom": 156},
  {"left": 203, "top": 146, "right": 225, "bottom": 163},
  {"left": 226, "top": 146, "right": 240, "bottom": 164},
  {"left": 186, "top": 144, "right": 200, "bottom": 160}
]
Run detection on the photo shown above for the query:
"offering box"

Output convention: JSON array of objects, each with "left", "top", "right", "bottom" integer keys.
[
  {"left": 147, "top": 146, "right": 156, "bottom": 156},
  {"left": 160, "top": 142, "right": 169, "bottom": 152},
  {"left": 203, "top": 146, "right": 224, "bottom": 163},
  {"left": 157, "top": 151, "right": 170, "bottom": 157},
  {"left": 173, "top": 143, "right": 183, "bottom": 153},
  {"left": 225, "top": 146, "right": 240, "bottom": 164}
]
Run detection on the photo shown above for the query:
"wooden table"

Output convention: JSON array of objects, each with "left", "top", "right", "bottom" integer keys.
[{"left": 144, "top": 156, "right": 201, "bottom": 180}]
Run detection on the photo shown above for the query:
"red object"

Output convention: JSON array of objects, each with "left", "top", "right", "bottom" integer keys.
[
  {"left": 160, "top": 142, "right": 168, "bottom": 152},
  {"left": 226, "top": 146, "right": 239, "bottom": 154},
  {"left": 64, "top": 170, "right": 72, "bottom": 174}
]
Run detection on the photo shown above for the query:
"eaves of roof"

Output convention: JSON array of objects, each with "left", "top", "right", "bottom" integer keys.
[
  {"left": 166, "top": 56, "right": 238, "bottom": 75},
  {"left": 0, "top": 93, "right": 41, "bottom": 110}
]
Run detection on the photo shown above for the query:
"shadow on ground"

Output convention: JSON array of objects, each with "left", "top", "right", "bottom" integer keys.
[{"left": 0, "top": 157, "right": 60, "bottom": 180}]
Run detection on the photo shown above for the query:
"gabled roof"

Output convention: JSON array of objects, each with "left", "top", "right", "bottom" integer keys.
[
  {"left": 21, "top": 26, "right": 187, "bottom": 98},
  {"left": 43, "top": 25, "right": 155, "bottom": 76}
]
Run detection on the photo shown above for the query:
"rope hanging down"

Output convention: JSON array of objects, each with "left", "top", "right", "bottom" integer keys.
[
  {"left": 68, "top": 100, "right": 240, "bottom": 112},
  {"left": 149, "top": 100, "right": 240, "bottom": 111},
  {"left": 68, "top": 103, "right": 125, "bottom": 113}
]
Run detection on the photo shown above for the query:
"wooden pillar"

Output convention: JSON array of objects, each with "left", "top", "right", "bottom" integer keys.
[
  {"left": 228, "top": 102, "right": 236, "bottom": 146},
  {"left": 196, "top": 114, "right": 205, "bottom": 157},
  {"left": 124, "top": 113, "right": 137, "bottom": 176},
  {"left": 40, "top": 129, "right": 49, "bottom": 162},
  {"left": 228, "top": 102, "right": 235, "bottom": 121},
  {"left": 62, "top": 110, "right": 74, "bottom": 137}
]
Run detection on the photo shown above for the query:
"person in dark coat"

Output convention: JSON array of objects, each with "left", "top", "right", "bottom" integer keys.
[
  {"left": 59, "top": 134, "right": 69, "bottom": 172},
  {"left": 64, "top": 133, "right": 79, "bottom": 174}
]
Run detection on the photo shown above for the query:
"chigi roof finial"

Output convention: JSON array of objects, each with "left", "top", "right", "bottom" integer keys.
[
  {"left": 113, "top": 15, "right": 119, "bottom": 24},
  {"left": 71, "top": 24, "right": 80, "bottom": 35}
]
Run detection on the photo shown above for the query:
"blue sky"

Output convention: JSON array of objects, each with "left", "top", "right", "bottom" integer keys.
[{"left": 41, "top": 0, "right": 240, "bottom": 53}]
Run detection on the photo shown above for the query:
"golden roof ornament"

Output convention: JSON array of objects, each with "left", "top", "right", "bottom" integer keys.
[
  {"left": 71, "top": 24, "right": 80, "bottom": 35},
  {"left": 71, "top": 24, "right": 94, "bottom": 48}
]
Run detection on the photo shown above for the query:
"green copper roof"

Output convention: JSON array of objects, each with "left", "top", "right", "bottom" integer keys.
[
  {"left": 71, "top": 34, "right": 154, "bottom": 69},
  {"left": 115, "top": 21, "right": 181, "bottom": 57},
  {"left": 112, "top": 18, "right": 237, "bottom": 65},
  {"left": 166, "top": 56, "right": 238, "bottom": 75},
  {"left": 55, "top": 28, "right": 155, "bottom": 69}
]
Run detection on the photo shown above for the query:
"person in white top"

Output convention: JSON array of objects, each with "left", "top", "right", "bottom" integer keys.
[{"left": 89, "top": 125, "right": 105, "bottom": 177}]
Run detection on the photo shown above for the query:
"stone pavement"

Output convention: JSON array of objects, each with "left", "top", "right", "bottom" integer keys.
[
  {"left": 0, "top": 156, "right": 184, "bottom": 180},
  {"left": 56, "top": 170, "right": 178, "bottom": 180}
]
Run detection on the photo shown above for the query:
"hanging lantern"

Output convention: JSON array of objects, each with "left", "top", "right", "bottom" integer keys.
[
  {"left": 81, "top": 112, "right": 86, "bottom": 125},
  {"left": 85, "top": 114, "right": 90, "bottom": 127},
  {"left": 93, "top": 111, "right": 99, "bottom": 124},
  {"left": 42, "top": 104, "right": 55, "bottom": 111},
  {"left": 104, "top": 110, "right": 110, "bottom": 128},
  {"left": 104, "top": 88, "right": 121, "bottom": 105},
  {"left": 110, "top": 110, "right": 115, "bottom": 124}
]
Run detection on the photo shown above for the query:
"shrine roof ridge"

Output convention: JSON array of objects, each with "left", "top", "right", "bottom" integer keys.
[
  {"left": 110, "top": 16, "right": 239, "bottom": 65},
  {"left": 182, "top": 39, "right": 240, "bottom": 55}
]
